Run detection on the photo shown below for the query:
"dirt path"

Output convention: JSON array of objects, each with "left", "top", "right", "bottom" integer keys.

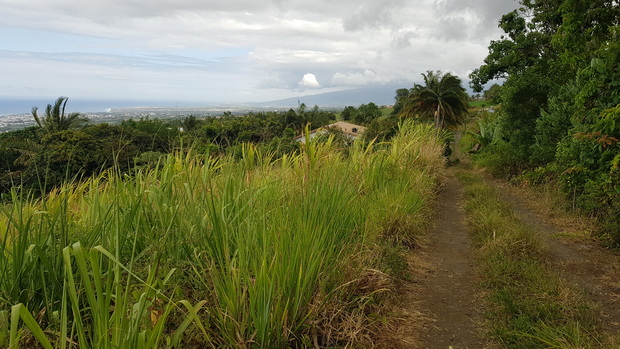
[
  {"left": 388, "top": 166, "right": 620, "bottom": 348},
  {"left": 392, "top": 170, "right": 489, "bottom": 349},
  {"left": 489, "top": 179, "right": 620, "bottom": 340}
]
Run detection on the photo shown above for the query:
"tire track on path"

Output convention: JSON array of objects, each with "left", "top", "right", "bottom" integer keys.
[
  {"left": 489, "top": 179, "right": 620, "bottom": 341},
  {"left": 411, "top": 170, "right": 489, "bottom": 349}
]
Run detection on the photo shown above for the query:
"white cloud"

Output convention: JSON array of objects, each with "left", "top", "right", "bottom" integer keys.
[
  {"left": 0, "top": 0, "right": 520, "bottom": 102},
  {"left": 298, "top": 73, "right": 321, "bottom": 88}
]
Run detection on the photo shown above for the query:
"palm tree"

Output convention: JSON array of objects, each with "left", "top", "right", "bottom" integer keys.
[
  {"left": 400, "top": 71, "right": 469, "bottom": 130},
  {"left": 32, "top": 97, "right": 88, "bottom": 133}
]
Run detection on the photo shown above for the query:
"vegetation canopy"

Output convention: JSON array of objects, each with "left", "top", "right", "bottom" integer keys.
[
  {"left": 467, "top": 0, "right": 620, "bottom": 243},
  {"left": 399, "top": 70, "right": 469, "bottom": 130}
]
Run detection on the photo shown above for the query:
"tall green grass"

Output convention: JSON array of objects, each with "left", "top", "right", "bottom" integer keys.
[{"left": 1, "top": 120, "right": 444, "bottom": 347}]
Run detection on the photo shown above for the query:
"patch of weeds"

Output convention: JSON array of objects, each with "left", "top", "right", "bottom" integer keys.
[
  {"left": 455, "top": 168, "right": 609, "bottom": 348},
  {"left": 380, "top": 245, "right": 412, "bottom": 281},
  {"left": 553, "top": 230, "right": 596, "bottom": 244}
]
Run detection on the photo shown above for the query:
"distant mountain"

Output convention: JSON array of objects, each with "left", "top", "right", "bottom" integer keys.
[{"left": 251, "top": 83, "right": 410, "bottom": 108}]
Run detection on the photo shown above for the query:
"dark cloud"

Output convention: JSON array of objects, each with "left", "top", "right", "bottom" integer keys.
[
  {"left": 437, "top": 17, "right": 469, "bottom": 40},
  {"left": 343, "top": 4, "right": 391, "bottom": 31},
  {"left": 342, "top": 0, "right": 405, "bottom": 31},
  {"left": 425, "top": 0, "right": 520, "bottom": 43},
  {"left": 434, "top": 0, "right": 520, "bottom": 33},
  {"left": 392, "top": 30, "right": 418, "bottom": 49}
]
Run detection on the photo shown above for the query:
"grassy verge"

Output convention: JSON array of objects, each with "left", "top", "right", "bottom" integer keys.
[
  {"left": 455, "top": 168, "right": 608, "bottom": 348},
  {"left": 0, "top": 120, "right": 444, "bottom": 348}
]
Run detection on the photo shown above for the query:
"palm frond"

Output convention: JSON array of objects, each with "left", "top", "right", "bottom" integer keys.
[
  {"left": 399, "top": 70, "right": 468, "bottom": 129},
  {"left": 31, "top": 97, "right": 89, "bottom": 133},
  {"left": 31, "top": 107, "right": 43, "bottom": 128},
  {"left": 9, "top": 138, "right": 43, "bottom": 166}
]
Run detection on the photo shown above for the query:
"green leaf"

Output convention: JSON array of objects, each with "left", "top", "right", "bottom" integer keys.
[{"left": 9, "top": 304, "right": 54, "bottom": 349}]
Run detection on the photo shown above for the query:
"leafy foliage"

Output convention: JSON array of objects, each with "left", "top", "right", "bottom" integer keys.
[
  {"left": 400, "top": 70, "right": 469, "bottom": 129},
  {"left": 354, "top": 102, "right": 382, "bottom": 124},
  {"left": 471, "top": 0, "right": 620, "bottom": 242},
  {"left": 0, "top": 103, "right": 364, "bottom": 196},
  {"left": 469, "top": 111, "right": 502, "bottom": 148},
  {"left": 483, "top": 83, "right": 502, "bottom": 104},
  {"left": 391, "top": 88, "right": 410, "bottom": 116}
]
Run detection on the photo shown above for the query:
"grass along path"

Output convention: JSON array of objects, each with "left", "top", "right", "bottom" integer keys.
[
  {"left": 485, "top": 175, "right": 620, "bottom": 344},
  {"left": 455, "top": 166, "right": 617, "bottom": 348}
]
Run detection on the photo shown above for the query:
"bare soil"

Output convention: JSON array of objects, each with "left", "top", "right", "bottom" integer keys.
[{"left": 387, "top": 170, "right": 490, "bottom": 349}]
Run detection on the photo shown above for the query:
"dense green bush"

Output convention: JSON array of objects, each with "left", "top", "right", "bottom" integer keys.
[
  {"left": 470, "top": 2, "right": 620, "bottom": 239},
  {"left": 363, "top": 116, "right": 399, "bottom": 142}
]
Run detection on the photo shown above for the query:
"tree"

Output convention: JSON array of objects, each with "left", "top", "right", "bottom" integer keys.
[
  {"left": 469, "top": 3, "right": 568, "bottom": 166},
  {"left": 470, "top": 0, "right": 620, "bottom": 168},
  {"left": 355, "top": 102, "right": 382, "bottom": 124},
  {"left": 469, "top": 5, "right": 565, "bottom": 93},
  {"left": 31, "top": 97, "right": 88, "bottom": 133},
  {"left": 391, "top": 88, "right": 411, "bottom": 116},
  {"left": 307, "top": 105, "right": 332, "bottom": 129},
  {"left": 470, "top": 0, "right": 620, "bottom": 242},
  {"left": 400, "top": 71, "right": 469, "bottom": 129},
  {"left": 341, "top": 106, "right": 357, "bottom": 121},
  {"left": 363, "top": 116, "right": 399, "bottom": 142},
  {"left": 181, "top": 115, "right": 200, "bottom": 131},
  {"left": 483, "top": 84, "right": 502, "bottom": 103}
]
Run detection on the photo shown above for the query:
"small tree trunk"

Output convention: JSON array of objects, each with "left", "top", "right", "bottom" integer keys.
[{"left": 434, "top": 104, "right": 443, "bottom": 129}]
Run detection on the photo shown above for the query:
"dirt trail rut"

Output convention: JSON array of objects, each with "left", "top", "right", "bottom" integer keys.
[
  {"left": 490, "top": 179, "right": 620, "bottom": 338},
  {"left": 404, "top": 171, "right": 489, "bottom": 349}
]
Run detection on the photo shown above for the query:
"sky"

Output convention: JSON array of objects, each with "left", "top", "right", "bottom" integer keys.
[{"left": 0, "top": 0, "right": 520, "bottom": 104}]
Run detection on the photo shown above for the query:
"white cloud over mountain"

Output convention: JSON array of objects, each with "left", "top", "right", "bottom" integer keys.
[{"left": 299, "top": 73, "right": 321, "bottom": 88}]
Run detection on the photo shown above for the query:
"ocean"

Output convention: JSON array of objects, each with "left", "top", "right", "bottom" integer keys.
[{"left": 0, "top": 97, "right": 189, "bottom": 115}]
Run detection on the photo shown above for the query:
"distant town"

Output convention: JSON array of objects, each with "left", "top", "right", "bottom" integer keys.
[{"left": 0, "top": 105, "right": 337, "bottom": 132}]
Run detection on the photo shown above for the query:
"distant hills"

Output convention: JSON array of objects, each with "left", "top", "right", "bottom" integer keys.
[{"left": 250, "top": 83, "right": 410, "bottom": 108}]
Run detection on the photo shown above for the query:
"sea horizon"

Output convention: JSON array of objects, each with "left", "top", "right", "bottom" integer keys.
[
  {"left": 0, "top": 97, "right": 220, "bottom": 116},
  {"left": 0, "top": 97, "right": 303, "bottom": 132}
]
